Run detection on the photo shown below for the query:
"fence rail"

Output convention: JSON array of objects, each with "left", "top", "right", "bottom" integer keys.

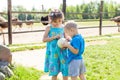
[
  {"left": 0, "top": 11, "right": 120, "bottom": 15},
  {"left": 0, "top": 0, "right": 119, "bottom": 45},
  {"left": 0, "top": 25, "right": 117, "bottom": 35}
]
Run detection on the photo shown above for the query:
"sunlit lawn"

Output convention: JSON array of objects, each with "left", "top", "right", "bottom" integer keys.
[
  {"left": 84, "top": 36, "right": 120, "bottom": 80},
  {"left": 6, "top": 65, "right": 44, "bottom": 80},
  {"left": 76, "top": 20, "right": 116, "bottom": 27},
  {"left": 7, "top": 34, "right": 120, "bottom": 80}
]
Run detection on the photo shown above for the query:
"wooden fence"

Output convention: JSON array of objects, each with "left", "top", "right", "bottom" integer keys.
[{"left": 0, "top": 0, "right": 119, "bottom": 44}]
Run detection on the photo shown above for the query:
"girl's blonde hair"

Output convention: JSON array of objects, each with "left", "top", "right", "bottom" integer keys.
[{"left": 48, "top": 9, "right": 64, "bottom": 22}]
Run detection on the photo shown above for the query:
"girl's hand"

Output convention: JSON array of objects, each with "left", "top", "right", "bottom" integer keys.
[{"left": 54, "top": 35, "right": 61, "bottom": 39}]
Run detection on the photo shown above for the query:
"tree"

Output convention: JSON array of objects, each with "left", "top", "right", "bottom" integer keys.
[{"left": 13, "top": 5, "right": 27, "bottom": 20}]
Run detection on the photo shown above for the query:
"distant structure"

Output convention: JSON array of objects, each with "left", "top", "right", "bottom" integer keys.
[{"left": 111, "top": 16, "right": 120, "bottom": 32}]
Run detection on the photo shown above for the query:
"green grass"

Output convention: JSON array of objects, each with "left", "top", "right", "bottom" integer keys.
[
  {"left": 84, "top": 37, "right": 120, "bottom": 80},
  {"left": 5, "top": 65, "right": 44, "bottom": 80},
  {"left": 33, "top": 23, "right": 44, "bottom": 27},
  {"left": 8, "top": 42, "right": 46, "bottom": 52},
  {"left": 7, "top": 34, "right": 120, "bottom": 52},
  {"left": 6, "top": 34, "right": 120, "bottom": 80},
  {"left": 85, "top": 33, "right": 120, "bottom": 42},
  {"left": 76, "top": 21, "right": 116, "bottom": 27}
]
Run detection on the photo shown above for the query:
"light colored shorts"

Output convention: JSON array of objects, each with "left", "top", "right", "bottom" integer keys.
[{"left": 68, "top": 59, "right": 86, "bottom": 77}]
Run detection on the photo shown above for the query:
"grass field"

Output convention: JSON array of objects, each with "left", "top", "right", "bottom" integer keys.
[
  {"left": 6, "top": 34, "right": 120, "bottom": 80},
  {"left": 77, "top": 21, "right": 116, "bottom": 27},
  {"left": 6, "top": 65, "right": 44, "bottom": 80},
  {"left": 84, "top": 36, "right": 120, "bottom": 80}
]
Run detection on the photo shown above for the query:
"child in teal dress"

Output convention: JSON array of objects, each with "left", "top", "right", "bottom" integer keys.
[{"left": 42, "top": 9, "right": 68, "bottom": 80}]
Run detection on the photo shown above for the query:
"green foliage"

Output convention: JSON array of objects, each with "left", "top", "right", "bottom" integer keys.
[
  {"left": 66, "top": 1, "right": 120, "bottom": 20},
  {"left": 5, "top": 65, "right": 44, "bottom": 80},
  {"left": 13, "top": 6, "right": 27, "bottom": 11},
  {"left": 1, "top": 1, "right": 120, "bottom": 20},
  {"left": 18, "top": 13, "right": 26, "bottom": 21},
  {"left": 27, "top": 14, "right": 34, "bottom": 20}
]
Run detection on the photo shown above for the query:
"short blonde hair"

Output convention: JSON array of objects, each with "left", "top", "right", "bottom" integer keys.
[{"left": 64, "top": 21, "right": 77, "bottom": 31}]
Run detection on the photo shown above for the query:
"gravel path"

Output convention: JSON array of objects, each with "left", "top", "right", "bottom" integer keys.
[
  {"left": 12, "top": 48, "right": 65, "bottom": 80},
  {"left": 12, "top": 49, "right": 45, "bottom": 70}
]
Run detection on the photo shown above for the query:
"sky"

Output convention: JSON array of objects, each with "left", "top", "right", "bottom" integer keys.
[{"left": 0, "top": 0, "right": 120, "bottom": 11}]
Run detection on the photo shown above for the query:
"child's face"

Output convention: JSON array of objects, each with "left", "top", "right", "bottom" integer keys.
[
  {"left": 51, "top": 18, "right": 62, "bottom": 27},
  {"left": 64, "top": 29, "right": 73, "bottom": 37}
]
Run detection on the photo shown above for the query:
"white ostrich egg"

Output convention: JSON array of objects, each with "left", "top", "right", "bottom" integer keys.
[{"left": 57, "top": 38, "right": 66, "bottom": 48}]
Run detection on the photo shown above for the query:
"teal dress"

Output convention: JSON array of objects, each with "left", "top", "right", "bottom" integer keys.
[{"left": 44, "top": 24, "right": 68, "bottom": 76}]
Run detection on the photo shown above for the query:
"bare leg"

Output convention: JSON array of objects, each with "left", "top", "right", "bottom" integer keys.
[
  {"left": 118, "top": 26, "right": 120, "bottom": 32},
  {"left": 63, "top": 76, "right": 68, "bottom": 80},
  {"left": 79, "top": 74, "right": 86, "bottom": 80},
  {"left": 71, "top": 76, "right": 77, "bottom": 80},
  {"left": 0, "top": 29, "right": 5, "bottom": 45},
  {"left": 117, "top": 23, "right": 120, "bottom": 32},
  {"left": 30, "top": 24, "right": 33, "bottom": 31},
  {"left": 52, "top": 75, "right": 57, "bottom": 80}
]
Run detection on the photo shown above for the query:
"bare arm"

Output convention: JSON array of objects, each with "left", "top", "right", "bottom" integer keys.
[
  {"left": 67, "top": 44, "right": 79, "bottom": 54},
  {"left": 42, "top": 26, "right": 60, "bottom": 42},
  {"left": 63, "top": 42, "right": 78, "bottom": 54}
]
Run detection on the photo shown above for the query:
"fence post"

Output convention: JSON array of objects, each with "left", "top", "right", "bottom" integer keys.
[
  {"left": 99, "top": 0, "right": 104, "bottom": 35},
  {"left": 62, "top": 0, "right": 66, "bottom": 19},
  {"left": 8, "top": 0, "right": 12, "bottom": 44}
]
